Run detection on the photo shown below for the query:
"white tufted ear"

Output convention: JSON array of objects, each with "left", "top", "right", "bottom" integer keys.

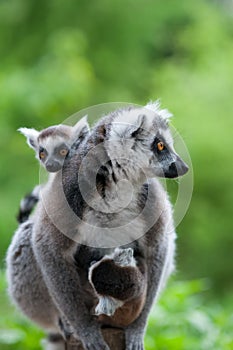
[
  {"left": 18, "top": 127, "right": 39, "bottom": 150},
  {"left": 145, "top": 100, "right": 173, "bottom": 121}
]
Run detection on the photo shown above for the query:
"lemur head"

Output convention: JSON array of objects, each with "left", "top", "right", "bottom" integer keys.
[
  {"left": 19, "top": 116, "right": 89, "bottom": 172},
  {"left": 96, "top": 101, "right": 188, "bottom": 182}
]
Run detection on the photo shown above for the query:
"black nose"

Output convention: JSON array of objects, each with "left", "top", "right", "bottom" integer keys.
[
  {"left": 45, "top": 161, "right": 62, "bottom": 172},
  {"left": 164, "top": 162, "right": 178, "bottom": 178},
  {"left": 164, "top": 158, "right": 189, "bottom": 178}
]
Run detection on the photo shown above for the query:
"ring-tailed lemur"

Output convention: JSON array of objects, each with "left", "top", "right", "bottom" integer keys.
[
  {"left": 17, "top": 117, "right": 89, "bottom": 224},
  {"left": 18, "top": 116, "right": 89, "bottom": 172},
  {"left": 7, "top": 102, "right": 188, "bottom": 350}
]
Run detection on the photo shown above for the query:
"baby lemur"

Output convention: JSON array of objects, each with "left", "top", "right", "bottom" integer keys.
[
  {"left": 19, "top": 116, "right": 89, "bottom": 173},
  {"left": 17, "top": 117, "right": 89, "bottom": 223},
  {"left": 89, "top": 247, "right": 139, "bottom": 317},
  {"left": 7, "top": 102, "right": 188, "bottom": 350}
]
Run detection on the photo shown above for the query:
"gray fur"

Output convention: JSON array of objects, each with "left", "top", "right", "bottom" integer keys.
[
  {"left": 6, "top": 102, "right": 188, "bottom": 350},
  {"left": 6, "top": 221, "right": 61, "bottom": 331}
]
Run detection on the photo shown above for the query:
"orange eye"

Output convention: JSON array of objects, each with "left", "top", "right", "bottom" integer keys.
[
  {"left": 39, "top": 151, "right": 46, "bottom": 159},
  {"left": 60, "top": 149, "right": 68, "bottom": 157},
  {"left": 157, "top": 142, "right": 164, "bottom": 151}
]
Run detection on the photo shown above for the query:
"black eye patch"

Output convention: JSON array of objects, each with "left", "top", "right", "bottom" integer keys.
[
  {"left": 38, "top": 147, "right": 48, "bottom": 160},
  {"left": 151, "top": 136, "right": 167, "bottom": 153},
  {"left": 53, "top": 143, "right": 69, "bottom": 157},
  {"left": 39, "top": 146, "right": 46, "bottom": 153}
]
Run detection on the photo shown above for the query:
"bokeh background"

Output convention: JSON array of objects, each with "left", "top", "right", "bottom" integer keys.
[{"left": 0, "top": 0, "right": 232, "bottom": 349}]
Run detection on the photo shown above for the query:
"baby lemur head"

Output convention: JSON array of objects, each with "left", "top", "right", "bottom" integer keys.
[
  {"left": 19, "top": 116, "right": 89, "bottom": 172},
  {"left": 93, "top": 101, "right": 188, "bottom": 182}
]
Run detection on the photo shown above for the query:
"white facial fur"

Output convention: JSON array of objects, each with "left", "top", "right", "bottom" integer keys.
[{"left": 105, "top": 103, "right": 175, "bottom": 182}]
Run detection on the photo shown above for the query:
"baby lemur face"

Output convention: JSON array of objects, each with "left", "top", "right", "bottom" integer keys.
[
  {"left": 37, "top": 133, "right": 71, "bottom": 172},
  {"left": 19, "top": 116, "right": 89, "bottom": 172}
]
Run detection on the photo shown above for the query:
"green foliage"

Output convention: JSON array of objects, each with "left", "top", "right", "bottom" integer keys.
[
  {"left": 0, "top": 270, "right": 43, "bottom": 350},
  {"left": 0, "top": 0, "right": 232, "bottom": 321},
  {"left": 147, "top": 279, "right": 233, "bottom": 350},
  {"left": 0, "top": 271, "right": 232, "bottom": 350},
  {"left": 1, "top": 1, "right": 233, "bottom": 348}
]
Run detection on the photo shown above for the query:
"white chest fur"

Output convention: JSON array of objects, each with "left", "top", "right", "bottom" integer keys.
[{"left": 76, "top": 190, "right": 146, "bottom": 248}]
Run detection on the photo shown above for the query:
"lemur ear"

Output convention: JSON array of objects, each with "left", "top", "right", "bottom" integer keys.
[
  {"left": 122, "top": 114, "right": 147, "bottom": 139},
  {"left": 18, "top": 127, "right": 39, "bottom": 150},
  {"left": 72, "top": 115, "right": 90, "bottom": 139},
  {"left": 110, "top": 112, "right": 147, "bottom": 140},
  {"left": 130, "top": 114, "right": 146, "bottom": 138}
]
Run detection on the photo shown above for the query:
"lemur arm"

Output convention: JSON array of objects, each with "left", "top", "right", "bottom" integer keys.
[
  {"left": 32, "top": 224, "right": 109, "bottom": 350},
  {"left": 124, "top": 234, "right": 169, "bottom": 350}
]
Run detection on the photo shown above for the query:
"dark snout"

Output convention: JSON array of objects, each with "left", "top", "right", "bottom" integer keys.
[
  {"left": 164, "top": 156, "right": 189, "bottom": 178},
  {"left": 45, "top": 160, "right": 62, "bottom": 172}
]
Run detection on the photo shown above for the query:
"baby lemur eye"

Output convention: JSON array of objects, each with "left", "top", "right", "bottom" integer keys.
[
  {"left": 39, "top": 151, "right": 47, "bottom": 159},
  {"left": 157, "top": 141, "right": 165, "bottom": 152},
  {"left": 59, "top": 149, "right": 68, "bottom": 157}
]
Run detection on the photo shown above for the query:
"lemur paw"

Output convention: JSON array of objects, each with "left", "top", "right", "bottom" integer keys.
[
  {"left": 125, "top": 331, "right": 144, "bottom": 350},
  {"left": 58, "top": 317, "right": 73, "bottom": 341},
  {"left": 113, "top": 247, "right": 135, "bottom": 267},
  {"left": 126, "top": 340, "right": 144, "bottom": 350},
  {"left": 81, "top": 333, "right": 110, "bottom": 350},
  {"left": 78, "top": 326, "right": 110, "bottom": 350},
  {"left": 95, "top": 296, "right": 123, "bottom": 316}
]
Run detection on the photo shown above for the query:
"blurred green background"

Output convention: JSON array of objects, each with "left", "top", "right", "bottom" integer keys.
[{"left": 0, "top": 0, "right": 233, "bottom": 349}]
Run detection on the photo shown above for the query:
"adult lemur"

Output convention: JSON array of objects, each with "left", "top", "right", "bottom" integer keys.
[{"left": 7, "top": 102, "right": 188, "bottom": 350}]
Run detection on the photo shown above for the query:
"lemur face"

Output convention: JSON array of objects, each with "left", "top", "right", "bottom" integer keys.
[
  {"left": 149, "top": 129, "right": 188, "bottom": 179},
  {"left": 105, "top": 102, "right": 188, "bottom": 180},
  {"left": 37, "top": 136, "right": 70, "bottom": 172},
  {"left": 18, "top": 116, "right": 89, "bottom": 173}
]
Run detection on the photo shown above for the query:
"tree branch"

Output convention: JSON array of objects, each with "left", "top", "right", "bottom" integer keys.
[{"left": 65, "top": 328, "right": 125, "bottom": 350}]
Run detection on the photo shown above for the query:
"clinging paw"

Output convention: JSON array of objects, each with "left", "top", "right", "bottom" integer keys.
[
  {"left": 112, "top": 247, "right": 135, "bottom": 267},
  {"left": 94, "top": 296, "right": 123, "bottom": 316},
  {"left": 79, "top": 329, "right": 110, "bottom": 350},
  {"left": 125, "top": 331, "right": 144, "bottom": 350}
]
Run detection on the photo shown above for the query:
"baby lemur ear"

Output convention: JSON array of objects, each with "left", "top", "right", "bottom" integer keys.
[
  {"left": 72, "top": 115, "right": 90, "bottom": 140},
  {"left": 18, "top": 127, "right": 39, "bottom": 150}
]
